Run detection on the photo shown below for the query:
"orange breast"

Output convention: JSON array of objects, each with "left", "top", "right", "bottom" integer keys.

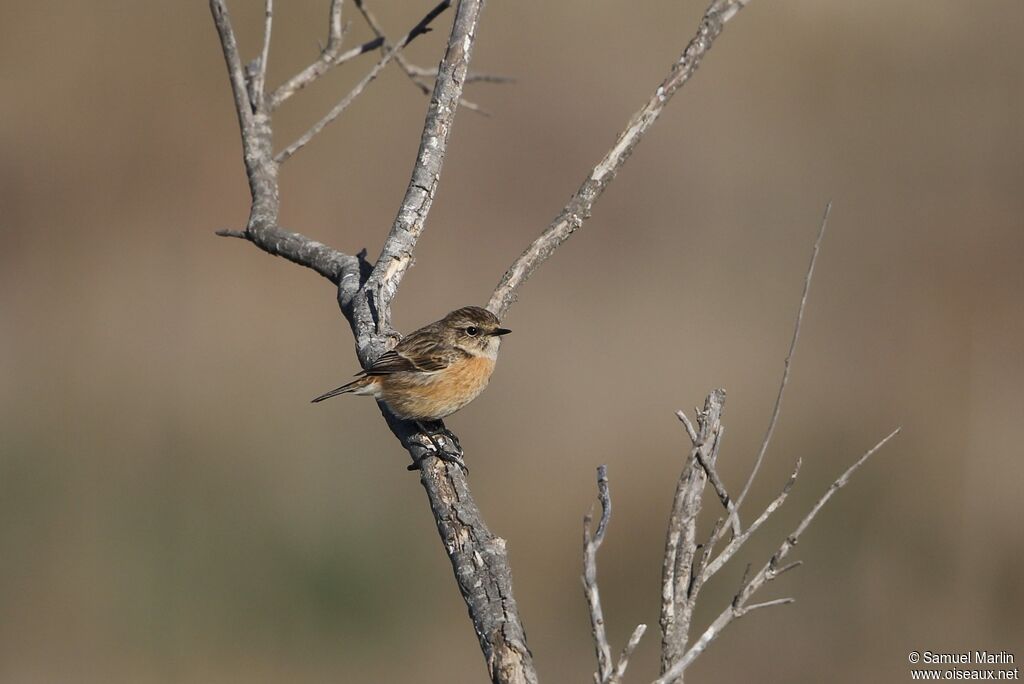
[{"left": 379, "top": 355, "right": 496, "bottom": 421}]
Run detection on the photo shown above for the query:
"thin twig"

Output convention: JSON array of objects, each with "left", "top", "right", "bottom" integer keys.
[
  {"left": 583, "top": 465, "right": 614, "bottom": 683},
  {"left": 702, "top": 457, "right": 802, "bottom": 581},
  {"left": 275, "top": 42, "right": 399, "bottom": 163},
  {"left": 736, "top": 597, "right": 796, "bottom": 617},
  {"left": 210, "top": 0, "right": 255, "bottom": 131},
  {"left": 731, "top": 202, "right": 832, "bottom": 522},
  {"left": 684, "top": 516, "right": 723, "bottom": 616},
  {"left": 354, "top": 0, "right": 499, "bottom": 115},
  {"left": 611, "top": 624, "right": 647, "bottom": 684},
  {"left": 215, "top": 228, "right": 247, "bottom": 239},
  {"left": 404, "top": 63, "right": 515, "bottom": 84},
  {"left": 271, "top": 38, "right": 384, "bottom": 109},
  {"left": 488, "top": 0, "right": 754, "bottom": 318},
  {"left": 269, "top": 0, "right": 450, "bottom": 110},
  {"left": 692, "top": 425, "right": 741, "bottom": 538},
  {"left": 329, "top": 0, "right": 344, "bottom": 48},
  {"left": 675, "top": 410, "right": 698, "bottom": 444},
  {"left": 252, "top": 0, "right": 273, "bottom": 109},
  {"left": 275, "top": 0, "right": 452, "bottom": 163},
  {"left": 783, "top": 428, "right": 900, "bottom": 549},
  {"left": 770, "top": 560, "right": 803, "bottom": 578},
  {"left": 583, "top": 466, "right": 646, "bottom": 684}
]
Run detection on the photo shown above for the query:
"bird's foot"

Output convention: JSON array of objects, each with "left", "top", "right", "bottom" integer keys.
[{"left": 408, "top": 421, "right": 468, "bottom": 474}]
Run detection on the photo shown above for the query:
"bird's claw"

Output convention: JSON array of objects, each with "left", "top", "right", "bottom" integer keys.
[{"left": 408, "top": 423, "right": 469, "bottom": 474}]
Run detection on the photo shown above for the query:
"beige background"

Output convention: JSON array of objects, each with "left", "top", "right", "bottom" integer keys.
[{"left": 1, "top": 1, "right": 1022, "bottom": 682}]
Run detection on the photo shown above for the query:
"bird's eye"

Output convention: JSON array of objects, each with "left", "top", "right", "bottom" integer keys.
[{"left": 465, "top": 326, "right": 479, "bottom": 336}]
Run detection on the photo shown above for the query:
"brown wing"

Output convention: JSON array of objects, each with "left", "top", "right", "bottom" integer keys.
[{"left": 362, "top": 325, "right": 455, "bottom": 376}]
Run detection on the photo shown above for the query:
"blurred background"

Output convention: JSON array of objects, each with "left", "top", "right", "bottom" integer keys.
[{"left": 1, "top": 1, "right": 1021, "bottom": 682}]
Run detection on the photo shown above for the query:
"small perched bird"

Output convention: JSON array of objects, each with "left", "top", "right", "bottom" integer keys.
[{"left": 312, "top": 306, "right": 511, "bottom": 469}]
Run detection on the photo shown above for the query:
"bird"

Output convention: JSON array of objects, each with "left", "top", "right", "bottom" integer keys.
[{"left": 312, "top": 306, "right": 511, "bottom": 470}]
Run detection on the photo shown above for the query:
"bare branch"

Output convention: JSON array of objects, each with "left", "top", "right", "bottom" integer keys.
[
  {"left": 215, "top": 228, "right": 247, "bottom": 239},
  {"left": 611, "top": 624, "right": 647, "bottom": 684},
  {"left": 770, "top": 560, "right": 803, "bottom": 578},
  {"left": 271, "top": 38, "right": 383, "bottom": 109},
  {"left": 217, "top": 224, "right": 360, "bottom": 284},
  {"left": 269, "top": 0, "right": 450, "bottom": 110},
  {"left": 675, "top": 410, "right": 698, "bottom": 444},
  {"left": 735, "top": 597, "right": 795, "bottom": 617},
  {"left": 702, "top": 457, "right": 801, "bottom": 581},
  {"left": 209, "top": 0, "right": 255, "bottom": 132},
  {"left": 405, "top": 63, "right": 515, "bottom": 84},
  {"left": 732, "top": 202, "right": 832, "bottom": 520},
  {"left": 783, "top": 427, "right": 900, "bottom": 547},
  {"left": 582, "top": 466, "right": 647, "bottom": 684},
  {"left": 488, "top": 0, "right": 753, "bottom": 318},
  {"left": 407, "top": 440, "right": 539, "bottom": 684},
  {"left": 654, "top": 428, "right": 900, "bottom": 683},
  {"left": 660, "top": 389, "right": 725, "bottom": 675},
  {"left": 693, "top": 425, "right": 741, "bottom": 538},
  {"left": 329, "top": 0, "right": 344, "bottom": 48},
  {"left": 683, "top": 516, "right": 724, "bottom": 619},
  {"left": 360, "top": 0, "right": 485, "bottom": 334},
  {"left": 251, "top": 0, "right": 273, "bottom": 109},
  {"left": 583, "top": 465, "right": 614, "bottom": 683}
]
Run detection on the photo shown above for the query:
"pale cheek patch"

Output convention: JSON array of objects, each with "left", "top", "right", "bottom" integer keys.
[{"left": 482, "top": 337, "right": 500, "bottom": 360}]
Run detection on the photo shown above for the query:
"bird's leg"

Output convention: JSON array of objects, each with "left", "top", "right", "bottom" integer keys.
[
  {"left": 407, "top": 420, "right": 468, "bottom": 473},
  {"left": 436, "top": 419, "right": 463, "bottom": 453}
]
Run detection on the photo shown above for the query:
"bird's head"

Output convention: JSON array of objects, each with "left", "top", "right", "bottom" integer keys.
[{"left": 440, "top": 306, "right": 511, "bottom": 358}]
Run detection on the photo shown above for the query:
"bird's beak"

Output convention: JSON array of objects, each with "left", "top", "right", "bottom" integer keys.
[{"left": 492, "top": 328, "right": 512, "bottom": 337}]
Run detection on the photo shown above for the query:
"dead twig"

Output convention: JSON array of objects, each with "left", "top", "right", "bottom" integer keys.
[
  {"left": 353, "top": 0, "right": 508, "bottom": 115},
  {"left": 659, "top": 389, "right": 725, "bottom": 674},
  {"left": 583, "top": 466, "right": 646, "bottom": 684},
  {"left": 270, "top": 1, "right": 449, "bottom": 110},
  {"left": 276, "top": 0, "right": 453, "bottom": 163},
  {"left": 730, "top": 202, "right": 832, "bottom": 526},
  {"left": 653, "top": 428, "right": 901, "bottom": 684}
]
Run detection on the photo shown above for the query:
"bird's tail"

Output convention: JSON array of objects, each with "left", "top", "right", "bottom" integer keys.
[{"left": 311, "top": 376, "right": 373, "bottom": 403}]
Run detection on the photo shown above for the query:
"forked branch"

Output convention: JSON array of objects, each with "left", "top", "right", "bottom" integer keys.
[
  {"left": 654, "top": 429, "right": 900, "bottom": 683},
  {"left": 581, "top": 390, "right": 897, "bottom": 684}
]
